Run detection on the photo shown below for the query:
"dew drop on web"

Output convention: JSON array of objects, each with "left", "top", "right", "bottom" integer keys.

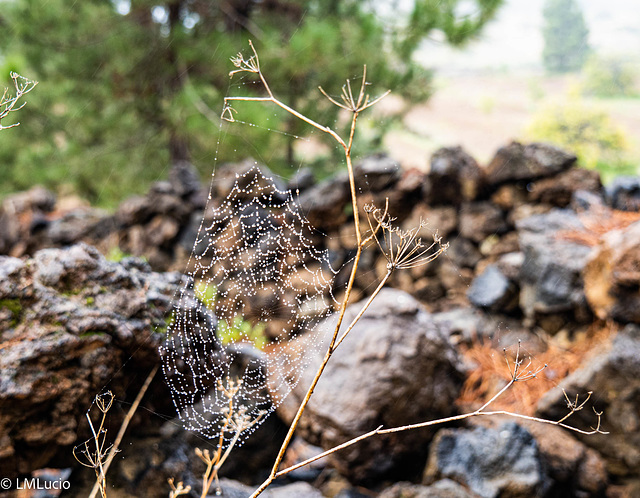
[{"left": 159, "top": 166, "right": 338, "bottom": 448}]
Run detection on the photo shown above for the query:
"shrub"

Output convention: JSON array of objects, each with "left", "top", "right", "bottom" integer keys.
[
  {"left": 582, "top": 55, "right": 638, "bottom": 98},
  {"left": 526, "top": 98, "right": 633, "bottom": 179}
]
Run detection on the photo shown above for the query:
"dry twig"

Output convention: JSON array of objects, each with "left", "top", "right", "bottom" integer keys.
[
  {"left": 269, "top": 342, "right": 606, "bottom": 479},
  {"left": 79, "top": 365, "right": 158, "bottom": 498},
  {"left": 0, "top": 72, "right": 38, "bottom": 130},
  {"left": 192, "top": 377, "right": 267, "bottom": 497},
  {"left": 168, "top": 477, "right": 191, "bottom": 498},
  {"left": 73, "top": 392, "right": 116, "bottom": 498}
]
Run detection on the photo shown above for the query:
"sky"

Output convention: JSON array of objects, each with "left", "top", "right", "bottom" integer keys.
[{"left": 412, "top": 0, "right": 640, "bottom": 73}]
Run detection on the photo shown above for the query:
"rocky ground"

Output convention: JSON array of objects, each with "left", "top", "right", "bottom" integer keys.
[{"left": 1, "top": 142, "right": 640, "bottom": 497}]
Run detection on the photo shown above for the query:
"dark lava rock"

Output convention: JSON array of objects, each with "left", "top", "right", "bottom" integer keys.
[
  {"left": 276, "top": 288, "right": 465, "bottom": 484},
  {"left": 517, "top": 209, "right": 592, "bottom": 332},
  {"left": 517, "top": 420, "right": 608, "bottom": 497},
  {"left": 113, "top": 163, "right": 208, "bottom": 270},
  {"left": 108, "top": 411, "right": 288, "bottom": 498},
  {"left": 425, "top": 146, "right": 485, "bottom": 205},
  {"left": 485, "top": 142, "right": 576, "bottom": 187},
  {"left": 446, "top": 238, "right": 482, "bottom": 269},
  {"left": 186, "top": 478, "right": 324, "bottom": 498},
  {"left": 353, "top": 154, "right": 402, "bottom": 192},
  {"left": 528, "top": 167, "right": 602, "bottom": 208},
  {"left": 467, "top": 264, "right": 518, "bottom": 313},
  {"left": 402, "top": 204, "right": 458, "bottom": 240},
  {"left": 297, "top": 174, "right": 350, "bottom": 231},
  {"left": 459, "top": 202, "right": 508, "bottom": 243},
  {"left": 116, "top": 194, "right": 152, "bottom": 226},
  {"left": 431, "top": 306, "right": 544, "bottom": 353},
  {"left": 45, "top": 208, "right": 113, "bottom": 246},
  {"left": 0, "top": 243, "right": 184, "bottom": 477},
  {"left": 288, "top": 167, "right": 316, "bottom": 193},
  {"left": 213, "top": 160, "right": 287, "bottom": 201},
  {"left": 0, "top": 186, "right": 57, "bottom": 255},
  {"left": 570, "top": 189, "right": 606, "bottom": 213},
  {"left": 605, "top": 175, "right": 640, "bottom": 211},
  {"left": 169, "top": 160, "right": 201, "bottom": 198},
  {"left": 490, "top": 184, "right": 529, "bottom": 211},
  {"left": 423, "top": 422, "right": 551, "bottom": 498},
  {"left": 537, "top": 324, "right": 640, "bottom": 478}
]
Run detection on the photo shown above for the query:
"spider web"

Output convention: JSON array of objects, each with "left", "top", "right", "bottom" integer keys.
[{"left": 159, "top": 165, "right": 337, "bottom": 446}]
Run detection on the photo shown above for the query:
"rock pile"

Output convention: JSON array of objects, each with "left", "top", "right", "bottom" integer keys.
[
  {"left": 2, "top": 141, "right": 640, "bottom": 497},
  {"left": 0, "top": 244, "right": 180, "bottom": 477}
]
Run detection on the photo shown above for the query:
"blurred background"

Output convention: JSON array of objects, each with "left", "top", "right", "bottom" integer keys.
[{"left": 1, "top": 0, "right": 639, "bottom": 208}]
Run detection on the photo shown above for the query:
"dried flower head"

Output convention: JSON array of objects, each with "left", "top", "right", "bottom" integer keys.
[
  {"left": 318, "top": 65, "right": 390, "bottom": 113},
  {"left": 365, "top": 203, "right": 448, "bottom": 270},
  {"left": 229, "top": 40, "right": 261, "bottom": 77}
]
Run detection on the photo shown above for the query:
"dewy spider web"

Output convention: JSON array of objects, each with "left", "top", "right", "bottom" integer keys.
[{"left": 160, "top": 165, "right": 337, "bottom": 447}]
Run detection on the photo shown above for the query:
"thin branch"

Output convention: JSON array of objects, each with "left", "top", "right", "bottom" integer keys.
[
  {"left": 74, "top": 392, "right": 115, "bottom": 498},
  {"left": 275, "top": 426, "right": 383, "bottom": 477},
  {"left": 365, "top": 203, "right": 448, "bottom": 271},
  {"left": 274, "top": 390, "right": 607, "bottom": 480},
  {"left": 195, "top": 377, "right": 268, "bottom": 497},
  {"left": 332, "top": 269, "right": 392, "bottom": 351},
  {"left": 0, "top": 72, "right": 38, "bottom": 130},
  {"left": 88, "top": 365, "right": 158, "bottom": 498},
  {"left": 224, "top": 40, "right": 346, "bottom": 148},
  {"left": 168, "top": 477, "right": 192, "bottom": 498}
]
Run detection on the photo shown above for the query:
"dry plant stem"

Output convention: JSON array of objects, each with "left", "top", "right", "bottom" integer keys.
[
  {"left": 333, "top": 269, "right": 392, "bottom": 351},
  {"left": 270, "top": 344, "right": 606, "bottom": 479},
  {"left": 198, "top": 379, "right": 267, "bottom": 497},
  {"left": 275, "top": 426, "right": 383, "bottom": 477},
  {"left": 88, "top": 365, "right": 159, "bottom": 498},
  {"left": 198, "top": 384, "right": 236, "bottom": 497},
  {"left": 251, "top": 112, "right": 365, "bottom": 498},
  {"left": 89, "top": 409, "right": 109, "bottom": 498},
  {"left": 168, "top": 478, "right": 191, "bottom": 498},
  {"left": 225, "top": 42, "right": 387, "bottom": 498},
  {"left": 224, "top": 42, "right": 604, "bottom": 498},
  {"left": 74, "top": 393, "right": 114, "bottom": 498},
  {"left": 273, "top": 385, "right": 607, "bottom": 479},
  {"left": 0, "top": 72, "right": 38, "bottom": 130},
  {"left": 199, "top": 431, "right": 243, "bottom": 498}
]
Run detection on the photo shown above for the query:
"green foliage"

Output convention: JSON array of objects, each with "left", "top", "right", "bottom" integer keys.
[
  {"left": 194, "top": 282, "right": 267, "bottom": 349},
  {"left": 194, "top": 281, "right": 217, "bottom": 311},
  {"left": 400, "top": 0, "right": 504, "bottom": 55},
  {"left": 105, "top": 246, "right": 134, "bottom": 263},
  {"left": 217, "top": 316, "right": 267, "bottom": 350},
  {"left": 542, "top": 0, "right": 590, "bottom": 73},
  {"left": 581, "top": 55, "right": 639, "bottom": 98},
  {"left": 526, "top": 99, "right": 633, "bottom": 181},
  {"left": 0, "top": 0, "right": 503, "bottom": 207},
  {"left": 0, "top": 299, "right": 23, "bottom": 328}
]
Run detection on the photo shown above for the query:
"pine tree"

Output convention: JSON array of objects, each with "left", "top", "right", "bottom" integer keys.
[
  {"left": 0, "top": 0, "right": 504, "bottom": 205},
  {"left": 542, "top": 0, "right": 590, "bottom": 73}
]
